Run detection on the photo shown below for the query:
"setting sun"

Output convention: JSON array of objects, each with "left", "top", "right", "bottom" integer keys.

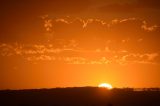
[{"left": 98, "top": 83, "right": 113, "bottom": 89}]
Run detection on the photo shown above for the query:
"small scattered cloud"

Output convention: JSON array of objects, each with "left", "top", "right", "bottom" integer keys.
[
  {"left": 44, "top": 19, "right": 53, "bottom": 32},
  {"left": 141, "top": 21, "right": 159, "bottom": 32},
  {"left": 0, "top": 43, "right": 159, "bottom": 65},
  {"left": 119, "top": 53, "right": 159, "bottom": 65}
]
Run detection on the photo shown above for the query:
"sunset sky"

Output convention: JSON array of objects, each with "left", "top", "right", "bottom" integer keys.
[{"left": 0, "top": 0, "right": 160, "bottom": 89}]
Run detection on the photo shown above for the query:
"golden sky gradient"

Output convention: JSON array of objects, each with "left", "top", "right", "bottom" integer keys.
[{"left": 0, "top": 0, "right": 160, "bottom": 89}]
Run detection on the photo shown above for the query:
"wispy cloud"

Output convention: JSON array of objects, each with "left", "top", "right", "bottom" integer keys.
[
  {"left": 41, "top": 16, "right": 159, "bottom": 33},
  {"left": 141, "top": 21, "right": 159, "bottom": 32},
  {"left": 0, "top": 43, "right": 159, "bottom": 65}
]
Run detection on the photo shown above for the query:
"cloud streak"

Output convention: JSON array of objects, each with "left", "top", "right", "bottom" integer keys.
[{"left": 0, "top": 43, "right": 159, "bottom": 65}]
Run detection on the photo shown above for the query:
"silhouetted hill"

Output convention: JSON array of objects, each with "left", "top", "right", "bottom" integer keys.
[{"left": 0, "top": 87, "right": 160, "bottom": 106}]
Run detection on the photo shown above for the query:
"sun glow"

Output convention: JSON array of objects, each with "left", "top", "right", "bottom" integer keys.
[{"left": 98, "top": 83, "right": 113, "bottom": 89}]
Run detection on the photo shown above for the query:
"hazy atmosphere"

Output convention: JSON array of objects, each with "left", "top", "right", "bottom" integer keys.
[{"left": 1, "top": 0, "right": 160, "bottom": 89}]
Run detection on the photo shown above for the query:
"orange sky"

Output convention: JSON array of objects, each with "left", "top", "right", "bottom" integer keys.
[{"left": 0, "top": 0, "right": 160, "bottom": 89}]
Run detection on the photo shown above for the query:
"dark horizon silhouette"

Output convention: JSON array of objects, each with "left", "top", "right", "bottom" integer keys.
[{"left": 0, "top": 87, "right": 160, "bottom": 106}]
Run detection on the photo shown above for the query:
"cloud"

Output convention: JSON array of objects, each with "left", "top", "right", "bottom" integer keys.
[
  {"left": 1, "top": 0, "right": 160, "bottom": 52},
  {"left": 1, "top": 0, "right": 160, "bottom": 44},
  {"left": 1, "top": 16, "right": 160, "bottom": 53},
  {"left": 119, "top": 53, "right": 159, "bottom": 65},
  {"left": 141, "top": 21, "right": 159, "bottom": 32},
  {"left": 44, "top": 19, "right": 53, "bottom": 32},
  {"left": 0, "top": 43, "right": 159, "bottom": 65},
  {"left": 146, "top": 53, "right": 159, "bottom": 61},
  {"left": 0, "top": 0, "right": 91, "bottom": 43},
  {"left": 42, "top": 17, "right": 159, "bottom": 36}
]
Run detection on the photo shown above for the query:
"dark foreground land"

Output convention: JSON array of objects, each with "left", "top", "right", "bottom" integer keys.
[{"left": 0, "top": 87, "right": 160, "bottom": 106}]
